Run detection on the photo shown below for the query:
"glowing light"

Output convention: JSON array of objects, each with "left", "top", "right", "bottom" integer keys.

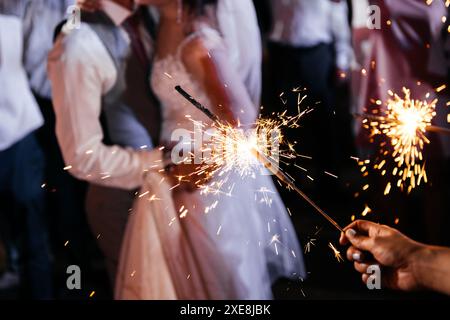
[
  {"left": 175, "top": 86, "right": 344, "bottom": 232},
  {"left": 435, "top": 84, "right": 446, "bottom": 93},
  {"left": 304, "top": 238, "right": 316, "bottom": 253},
  {"left": 361, "top": 205, "right": 372, "bottom": 217},
  {"left": 363, "top": 88, "right": 437, "bottom": 193},
  {"left": 384, "top": 182, "right": 392, "bottom": 195},
  {"left": 328, "top": 243, "right": 344, "bottom": 262}
]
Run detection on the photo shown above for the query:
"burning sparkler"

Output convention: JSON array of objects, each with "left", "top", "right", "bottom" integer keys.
[
  {"left": 304, "top": 227, "right": 322, "bottom": 254},
  {"left": 304, "top": 238, "right": 316, "bottom": 254},
  {"left": 357, "top": 88, "right": 440, "bottom": 193},
  {"left": 175, "top": 85, "right": 344, "bottom": 233},
  {"left": 328, "top": 242, "right": 344, "bottom": 262}
]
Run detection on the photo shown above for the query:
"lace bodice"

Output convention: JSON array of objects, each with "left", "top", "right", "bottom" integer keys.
[{"left": 151, "top": 26, "right": 224, "bottom": 144}]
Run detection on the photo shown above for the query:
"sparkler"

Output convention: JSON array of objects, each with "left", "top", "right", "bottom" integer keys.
[
  {"left": 175, "top": 85, "right": 344, "bottom": 233},
  {"left": 328, "top": 243, "right": 344, "bottom": 263},
  {"left": 304, "top": 238, "right": 316, "bottom": 253},
  {"left": 355, "top": 88, "right": 441, "bottom": 193},
  {"left": 354, "top": 114, "right": 450, "bottom": 136},
  {"left": 304, "top": 227, "right": 321, "bottom": 253}
]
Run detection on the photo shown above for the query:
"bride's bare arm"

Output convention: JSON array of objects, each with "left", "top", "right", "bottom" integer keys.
[
  {"left": 168, "top": 35, "right": 258, "bottom": 191},
  {"left": 181, "top": 36, "right": 258, "bottom": 127}
]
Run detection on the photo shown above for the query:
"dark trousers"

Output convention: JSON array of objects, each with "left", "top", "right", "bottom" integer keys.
[
  {"left": 33, "top": 94, "right": 94, "bottom": 294},
  {"left": 267, "top": 42, "right": 341, "bottom": 188},
  {"left": 85, "top": 185, "right": 135, "bottom": 285},
  {"left": 0, "top": 133, "right": 53, "bottom": 299}
]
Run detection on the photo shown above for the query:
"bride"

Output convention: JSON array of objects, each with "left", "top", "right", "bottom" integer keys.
[{"left": 116, "top": 0, "right": 305, "bottom": 299}]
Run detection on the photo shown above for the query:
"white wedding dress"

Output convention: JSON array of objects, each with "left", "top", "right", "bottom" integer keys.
[{"left": 115, "top": 24, "right": 305, "bottom": 300}]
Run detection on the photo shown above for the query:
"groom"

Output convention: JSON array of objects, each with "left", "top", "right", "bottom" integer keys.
[{"left": 48, "top": 0, "right": 162, "bottom": 283}]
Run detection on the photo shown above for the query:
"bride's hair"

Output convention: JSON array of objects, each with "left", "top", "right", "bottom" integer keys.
[{"left": 183, "top": 0, "right": 218, "bottom": 16}]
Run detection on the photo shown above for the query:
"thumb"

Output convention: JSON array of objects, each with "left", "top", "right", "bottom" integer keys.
[{"left": 345, "top": 228, "right": 374, "bottom": 252}]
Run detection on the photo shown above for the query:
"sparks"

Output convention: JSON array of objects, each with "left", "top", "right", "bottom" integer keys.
[
  {"left": 175, "top": 86, "right": 344, "bottom": 232},
  {"left": 362, "top": 88, "right": 437, "bottom": 193},
  {"left": 270, "top": 234, "right": 281, "bottom": 246},
  {"left": 304, "top": 227, "right": 321, "bottom": 253},
  {"left": 361, "top": 205, "right": 372, "bottom": 217},
  {"left": 304, "top": 238, "right": 316, "bottom": 253},
  {"left": 328, "top": 242, "right": 344, "bottom": 262}
]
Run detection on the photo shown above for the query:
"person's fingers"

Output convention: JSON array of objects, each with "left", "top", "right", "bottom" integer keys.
[
  {"left": 346, "top": 246, "right": 363, "bottom": 262},
  {"left": 164, "top": 164, "right": 175, "bottom": 174},
  {"left": 345, "top": 228, "right": 374, "bottom": 252},
  {"left": 163, "top": 156, "right": 173, "bottom": 168},
  {"left": 79, "top": 0, "right": 100, "bottom": 6},
  {"left": 362, "top": 273, "right": 369, "bottom": 285},
  {"left": 79, "top": 5, "right": 95, "bottom": 12},
  {"left": 76, "top": 0, "right": 89, "bottom": 7},
  {"left": 76, "top": 0, "right": 101, "bottom": 12},
  {"left": 344, "top": 220, "right": 378, "bottom": 235},
  {"left": 354, "top": 261, "right": 369, "bottom": 273},
  {"left": 339, "top": 232, "right": 349, "bottom": 245},
  {"left": 354, "top": 260, "right": 378, "bottom": 274},
  {"left": 85, "top": 4, "right": 101, "bottom": 12},
  {"left": 341, "top": 220, "right": 374, "bottom": 246}
]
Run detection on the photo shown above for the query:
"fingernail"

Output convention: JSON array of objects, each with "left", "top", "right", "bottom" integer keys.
[
  {"left": 346, "top": 229, "right": 356, "bottom": 237},
  {"left": 352, "top": 252, "right": 361, "bottom": 261}
]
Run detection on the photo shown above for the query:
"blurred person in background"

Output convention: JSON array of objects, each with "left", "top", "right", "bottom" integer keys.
[
  {"left": 264, "top": 0, "right": 353, "bottom": 198},
  {"left": 352, "top": 0, "right": 448, "bottom": 245},
  {"left": 355, "top": 0, "right": 447, "bottom": 141},
  {"left": 0, "top": 13, "right": 52, "bottom": 299},
  {"left": 0, "top": 0, "right": 94, "bottom": 294},
  {"left": 80, "top": 0, "right": 263, "bottom": 107}
]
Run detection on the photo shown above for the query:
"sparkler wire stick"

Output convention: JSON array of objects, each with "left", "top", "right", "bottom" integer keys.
[
  {"left": 253, "top": 151, "right": 344, "bottom": 233},
  {"left": 176, "top": 86, "right": 220, "bottom": 123},
  {"left": 175, "top": 85, "right": 344, "bottom": 233},
  {"left": 353, "top": 113, "right": 450, "bottom": 136}
]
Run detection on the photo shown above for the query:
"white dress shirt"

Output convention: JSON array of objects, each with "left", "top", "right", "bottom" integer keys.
[
  {"left": 352, "top": 0, "right": 370, "bottom": 29},
  {"left": 48, "top": 6, "right": 161, "bottom": 190},
  {"left": 269, "top": 0, "right": 353, "bottom": 70},
  {"left": 0, "top": 14, "right": 43, "bottom": 151},
  {"left": 0, "top": 0, "right": 75, "bottom": 99}
]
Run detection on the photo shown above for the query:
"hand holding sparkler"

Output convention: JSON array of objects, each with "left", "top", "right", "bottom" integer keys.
[
  {"left": 163, "top": 142, "right": 213, "bottom": 192},
  {"left": 339, "top": 220, "right": 450, "bottom": 295}
]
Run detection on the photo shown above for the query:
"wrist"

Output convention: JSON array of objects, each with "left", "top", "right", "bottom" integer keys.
[
  {"left": 409, "top": 243, "right": 434, "bottom": 290},
  {"left": 142, "top": 148, "right": 164, "bottom": 172}
]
